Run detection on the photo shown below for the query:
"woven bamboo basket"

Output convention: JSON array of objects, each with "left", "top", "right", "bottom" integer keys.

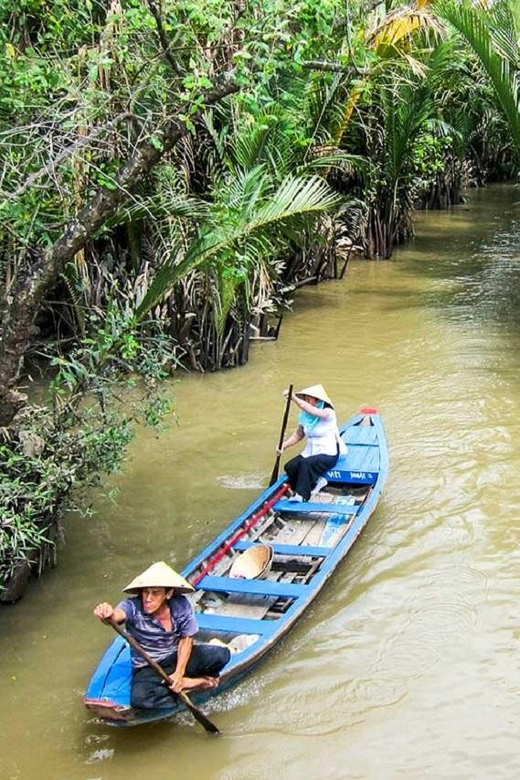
[{"left": 229, "top": 544, "right": 273, "bottom": 580}]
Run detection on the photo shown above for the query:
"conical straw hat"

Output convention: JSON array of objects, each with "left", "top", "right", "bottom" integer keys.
[
  {"left": 123, "top": 561, "right": 194, "bottom": 594},
  {"left": 295, "top": 384, "right": 334, "bottom": 408},
  {"left": 229, "top": 544, "right": 273, "bottom": 580}
]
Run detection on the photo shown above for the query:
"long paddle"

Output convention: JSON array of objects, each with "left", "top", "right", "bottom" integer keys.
[
  {"left": 269, "top": 382, "right": 294, "bottom": 486},
  {"left": 107, "top": 617, "right": 221, "bottom": 735}
]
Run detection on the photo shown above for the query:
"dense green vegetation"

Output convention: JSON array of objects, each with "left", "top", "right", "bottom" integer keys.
[{"left": 1, "top": 0, "right": 519, "bottom": 599}]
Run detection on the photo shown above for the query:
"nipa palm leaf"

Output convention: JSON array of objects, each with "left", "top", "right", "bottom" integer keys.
[
  {"left": 136, "top": 176, "right": 341, "bottom": 317},
  {"left": 435, "top": 0, "right": 520, "bottom": 156}
]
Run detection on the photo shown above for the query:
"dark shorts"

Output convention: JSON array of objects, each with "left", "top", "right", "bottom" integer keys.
[{"left": 131, "top": 643, "right": 231, "bottom": 709}]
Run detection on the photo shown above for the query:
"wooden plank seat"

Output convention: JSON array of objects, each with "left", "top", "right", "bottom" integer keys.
[
  {"left": 274, "top": 500, "right": 359, "bottom": 515},
  {"left": 195, "top": 611, "right": 272, "bottom": 635},
  {"left": 325, "top": 445, "right": 380, "bottom": 485},
  {"left": 234, "top": 541, "right": 331, "bottom": 558},
  {"left": 196, "top": 575, "right": 308, "bottom": 599}
]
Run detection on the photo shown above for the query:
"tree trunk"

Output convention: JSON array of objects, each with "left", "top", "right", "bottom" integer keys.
[{"left": 0, "top": 80, "right": 238, "bottom": 427}]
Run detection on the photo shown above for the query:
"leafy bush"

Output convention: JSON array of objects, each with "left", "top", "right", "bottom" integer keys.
[{"left": 0, "top": 307, "right": 181, "bottom": 598}]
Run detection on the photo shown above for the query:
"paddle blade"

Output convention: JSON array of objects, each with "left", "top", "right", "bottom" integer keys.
[{"left": 178, "top": 692, "right": 221, "bottom": 735}]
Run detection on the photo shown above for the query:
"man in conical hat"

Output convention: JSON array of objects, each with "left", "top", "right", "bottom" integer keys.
[
  {"left": 94, "top": 561, "right": 230, "bottom": 709},
  {"left": 276, "top": 384, "right": 346, "bottom": 502}
]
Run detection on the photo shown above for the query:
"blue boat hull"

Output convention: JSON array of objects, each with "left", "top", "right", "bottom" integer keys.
[{"left": 84, "top": 409, "right": 389, "bottom": 726}]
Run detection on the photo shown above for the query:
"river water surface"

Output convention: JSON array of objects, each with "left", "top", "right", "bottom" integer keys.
[{"left": 1, "top": 185, "right": 520, "bottom": 780}]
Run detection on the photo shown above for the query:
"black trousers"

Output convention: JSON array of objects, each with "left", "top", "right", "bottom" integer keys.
[
  {"left": 131, "top": 643, "right": 231, "bottom": 709},
  {"left": 284, "top": 450, "right": 339, "bottom": 501}
]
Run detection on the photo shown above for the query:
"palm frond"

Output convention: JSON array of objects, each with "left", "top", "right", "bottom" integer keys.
[
  {"left": 225, "top": 165, "right": 269, "bottom": 213},
  {"left": 303, "top": 74, "right": 346, "bottom": 148},
  {"left": 435, "top": 0, "right": 520, "bottom": 156},
  {"left": 136, "top": 176, "right": 341, "bottom": 317},
  {"left": 510, "top": 0, "right": 520, "bottom": 49},
  {"left": 232, "top": 123, "right": 273, "bottom": 171},
  {"left": 297, "top": 151, "right": 366, "bottom": 177},
  {"left": 491, "top": 1, "right": 520, "bottom": 64},
  {"left": 103, "top": 193, "right": 207, "bottom": 230},
  {"left": 368, "top": 8, "right": 443, "bottom": 53}
]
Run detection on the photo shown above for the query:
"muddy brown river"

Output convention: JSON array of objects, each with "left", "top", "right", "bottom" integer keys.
[{"left": 1, "top": 184, "right": 520, "bottom": 779}]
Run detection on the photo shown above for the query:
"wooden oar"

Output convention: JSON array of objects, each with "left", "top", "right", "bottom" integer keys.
[
  {"left": 107, "top": 617, "right": 221, "bottom": 735},
  {"left": 269, "top": 383, "right": 294, "bottom": 486}
]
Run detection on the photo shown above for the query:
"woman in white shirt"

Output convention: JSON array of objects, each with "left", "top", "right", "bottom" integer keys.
[{"left": 277, "top": 384, "right": 346, "bottom": 502}]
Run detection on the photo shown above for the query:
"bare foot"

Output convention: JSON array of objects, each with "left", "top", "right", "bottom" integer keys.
[{"left": 180, "top": 675, "right": 219, "bottom": 692}]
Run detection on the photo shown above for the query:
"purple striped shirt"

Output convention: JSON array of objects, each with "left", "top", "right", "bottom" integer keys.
[{"left": 117, "top": 595, "right": 198, "bottom": 669}]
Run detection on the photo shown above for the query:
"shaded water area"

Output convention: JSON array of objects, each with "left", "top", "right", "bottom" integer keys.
[{"left": 2, "top": 184, "right": 520, "bottom": 779}]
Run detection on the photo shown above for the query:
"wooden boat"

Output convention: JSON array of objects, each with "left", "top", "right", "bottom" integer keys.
[{"left": 84, "top": 406, "right": 389, "bottom": 726}]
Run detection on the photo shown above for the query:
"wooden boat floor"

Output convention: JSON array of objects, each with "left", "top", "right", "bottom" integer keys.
[
  {"left": 270, "top": 499, "right": 356, "bottom": 548},
  {"left": 195, "top": 491, "right": 357, "bottom": 623},
  {"left": 201, "top": 517, "right": 318, "bottom": 621}
]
